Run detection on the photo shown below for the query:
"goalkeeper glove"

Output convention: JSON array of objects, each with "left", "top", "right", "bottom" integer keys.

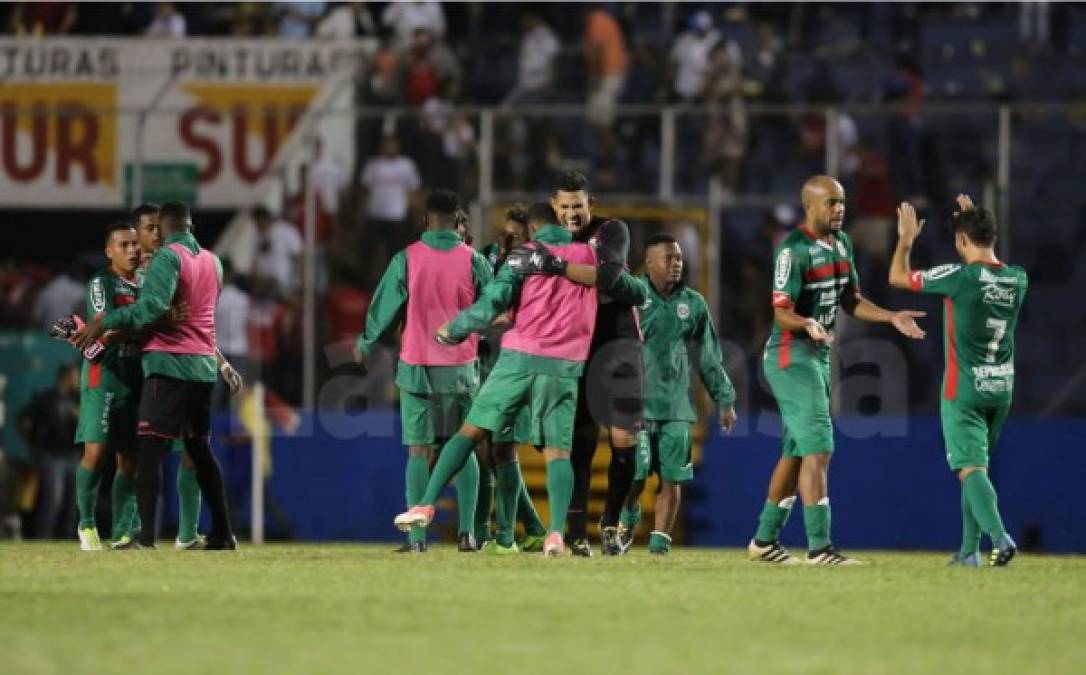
[{"left": 504, "top": 244, "right": 567, "bottom": 276}]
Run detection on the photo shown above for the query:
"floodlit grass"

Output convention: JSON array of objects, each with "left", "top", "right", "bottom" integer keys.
[{"left": 2, "top": 543, "right": 1084, "bottom": 675}]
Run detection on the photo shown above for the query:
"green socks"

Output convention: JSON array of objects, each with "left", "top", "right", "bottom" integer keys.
[
  {"left": 754, "top": 496, "right": 796, "bottom": 544},
  {"left": 421, "top": 434, "right": 477, "bottom": 505},
  {"left": 494, "top": 461, "right": 523, "bottom": 548},
  {"left": 75, "top": 466, "right": 100, "bottom": 530},
  {"left": 453, "top": 453, "right": 480, "bottom": 536},
  {"left": 960, "top": 482, "right": 981, "bottom": 558},
  {"left": 176, "top": 466, "right": 202, "bottom": 543},
  {"left": 545, "top": 458, "right": 573, "bottom": 534},
  {"left": 619, "top": 503, "right": 642, "bottom": 530},
  {"left": 803, "top": 500, "right": 832, "bottom": 551},
  {"left": 110, "top": 472, "right": 137, "bottom": 541},
  {"left": 474, "top": 466, "right": 495, "bottom": 544},
  {"left": 405, "top": 455, "right": 430, "bottom": 545},
  {"left": 516, "top": 480, "right": 547, "bottom": 537},
  {"left": 963, "top": 471, "right": 1006, "bottom": 543}
]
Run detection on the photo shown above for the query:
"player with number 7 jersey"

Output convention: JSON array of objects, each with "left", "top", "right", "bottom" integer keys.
[
  {"left": 907, "top": 261, "right": 1026, "bottom": 407},
  {"left": 891, "top": 196, "right": 1028, "bottom": 568}
]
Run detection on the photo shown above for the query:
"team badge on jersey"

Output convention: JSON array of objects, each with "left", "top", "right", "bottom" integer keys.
[
  {"left": 676, "top": 302, "right": 690, "bottom": 320},
  {"left": 774, "top": 249, "right": 792, "bottom": 289},
  {"left": 90, "top": 278, "right": 106, "bottom": 312}
]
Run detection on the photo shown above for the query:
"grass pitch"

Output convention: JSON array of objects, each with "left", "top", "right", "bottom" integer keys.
[{"left": 2, "top": 543, "right": 1083, "bottom": 675}]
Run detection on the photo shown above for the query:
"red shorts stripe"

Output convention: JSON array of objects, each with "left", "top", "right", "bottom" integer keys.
[
  {"left": 779, "top": 331, "right": 793, "bottom": 369},
  {"left": 944, "top": 298, "right": 958, "bottom": 400}
]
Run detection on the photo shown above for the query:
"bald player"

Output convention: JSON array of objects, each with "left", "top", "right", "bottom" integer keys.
[{"left": 748, "top": 176, "right": 926, "bottom": 565}]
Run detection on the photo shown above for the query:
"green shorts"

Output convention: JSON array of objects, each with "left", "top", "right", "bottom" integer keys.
[
  {"left": 466, "top": 362, "right": 579, "bottom": 451},
  {"left": 634, "top": 420, "right": 693, "bottom": 482},
  {"left": 75, "top": 386, "right": 138, "bottom": 456},
  {"left": 940, "top": 399, "right": 1009, "bottom": 471},
  {"left": 400, "top": 390, "right": 473, "bottom": 447},
  {"left": 763, "top": 348, "right": 834, "bottom": 457}
]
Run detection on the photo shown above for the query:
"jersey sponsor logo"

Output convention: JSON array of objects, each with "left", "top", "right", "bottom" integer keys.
[
  {"left": 982, "top": 283, "right": 1016, "bottom": 308},
  {"left": 922, "top": 264, "right": 961, "bottom": 282},
  {"left": 973, "top": 363, "right": 1014, "bottom": 378},
  {"left": 812, "top": 256, "right": 827, "bottom": 266},
  {"left": 973, "top": 363, "right": 1013, "bottom": 393},
  {"left": 819, "top": 290, "right": 837, "bottom": 306},
  {"left": 90, "top": 278, "right": 106, "bottom": 312},
  {"left": 676, "top": 302, "right": 690, "bottom": 320},
  {"left": 979, "top": 269, "right": 1016, "bottom": 284},
  {"left": 808, "top": 245, "right": 823, "bottom": 257},
  {"left": 975, "top": 376, "right": 1012, "bottom": 393},
  {"left": 774, "top": 249, "right": 792, "bottom": 289}
]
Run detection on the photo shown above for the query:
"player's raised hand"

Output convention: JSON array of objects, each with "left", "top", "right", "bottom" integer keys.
[
  {"left": 954, "top": 193, "right": 975, "bottom": 214},
  {"left": 73, "top": 314, "right": 106, "bottom": 350},
  {"left": 719, "top": 407, "right": 738, "bottom": 434},
  {"left": 896, "top": 202, "right": 924, "bottom": 243},
  {"left": 435, "top": 322, "right": 464, "bottom": 346},
  {"left": 804, "top": 318, "right": 833, "bottom": 345},
  {"left": 891, "top": 310, "right": 927, "bottom": 339}
]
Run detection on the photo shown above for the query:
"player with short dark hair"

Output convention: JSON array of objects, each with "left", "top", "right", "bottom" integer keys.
[
  {"left": 71, "top": 221, "right": 143, "bottom": 550},
  {"left": 355, "top": 189, "right": 490, "bottom": 553},
  {"left": 749, "top": 176, "right": 926, "bottom": 565},
  {"left": 890, "top": 195, "right": 1027, "bottom": 567},
  {"left": 130, "top": 202, "right": 242, "bottom": 549},
  {"left": 617, "top": 234, "right": 737, "bottom": 554},
  {"left": 76, "top": 202, "right": 238, "bottom": 549},
  {"left": 395, "top": 202, "right": 600, "bottom": 556},
  {"left": 470, "top": 203, "right": 549, "bottom": 552},
  {"left": 504, "top": 171, "right": 648, "bottom": 556}
]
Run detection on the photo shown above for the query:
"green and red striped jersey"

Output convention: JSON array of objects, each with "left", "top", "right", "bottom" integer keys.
[
  {"left": 908, "top": 261, "right": 1028, "bottom": 406},
  {"left": 81, "top": 269, "right": 142, "bottom": 393},
  {"left": 766, "top": 225, "right": 860, "bottom": 366}
]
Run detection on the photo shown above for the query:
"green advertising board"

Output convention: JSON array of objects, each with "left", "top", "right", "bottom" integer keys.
[{"left": 124, "top": 163, "right": 198, "bottom": 207}]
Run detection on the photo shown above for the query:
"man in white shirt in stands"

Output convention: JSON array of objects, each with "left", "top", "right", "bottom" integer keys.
[
  {"left": 251, "top": 206, "right": 303, "bottom": 298},
  {"left": 213, "top": 259, "right": 251, "bottom": 409},
  {"left": 505, "top": 12, "right": 561, "bottom": 105},
  {"left": 670, "top": 10, "right": 720, "bottom": 102},
  {"left": 360, "top": 135, "right": 422, "bottom": 282},
  {"left": 382, "top": 1, "right": 444, "bottom": 49}
]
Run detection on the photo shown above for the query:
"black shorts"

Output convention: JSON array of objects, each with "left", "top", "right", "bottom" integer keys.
[
  {"left": 576, "top": 338, "right": 644, "bottom": 432},
  {"left": 137, "top": 375, "right": 214, "bottom": 440}
]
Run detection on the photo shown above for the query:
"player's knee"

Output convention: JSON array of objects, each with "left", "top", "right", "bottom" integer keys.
[
  {"left": 958, "top": 466, "right": 986, "bottom": 482},
  {"left": 543, "top": 448, "right": 571, "bottom": 463},
  {"left": 116, "top": 454, "right": 136, "bottom": 476},
  {"left": 802, "top": 452, "right": 831, "bottom": 472},
  {"left": 81, "top": 442, "right": 103, "bottom": 466},
  {"left": 458, "top": 424, "right": 486, "bottom": 443},
  {"left": 611, "top": 426, "right": 638, "bottom": 448}
]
